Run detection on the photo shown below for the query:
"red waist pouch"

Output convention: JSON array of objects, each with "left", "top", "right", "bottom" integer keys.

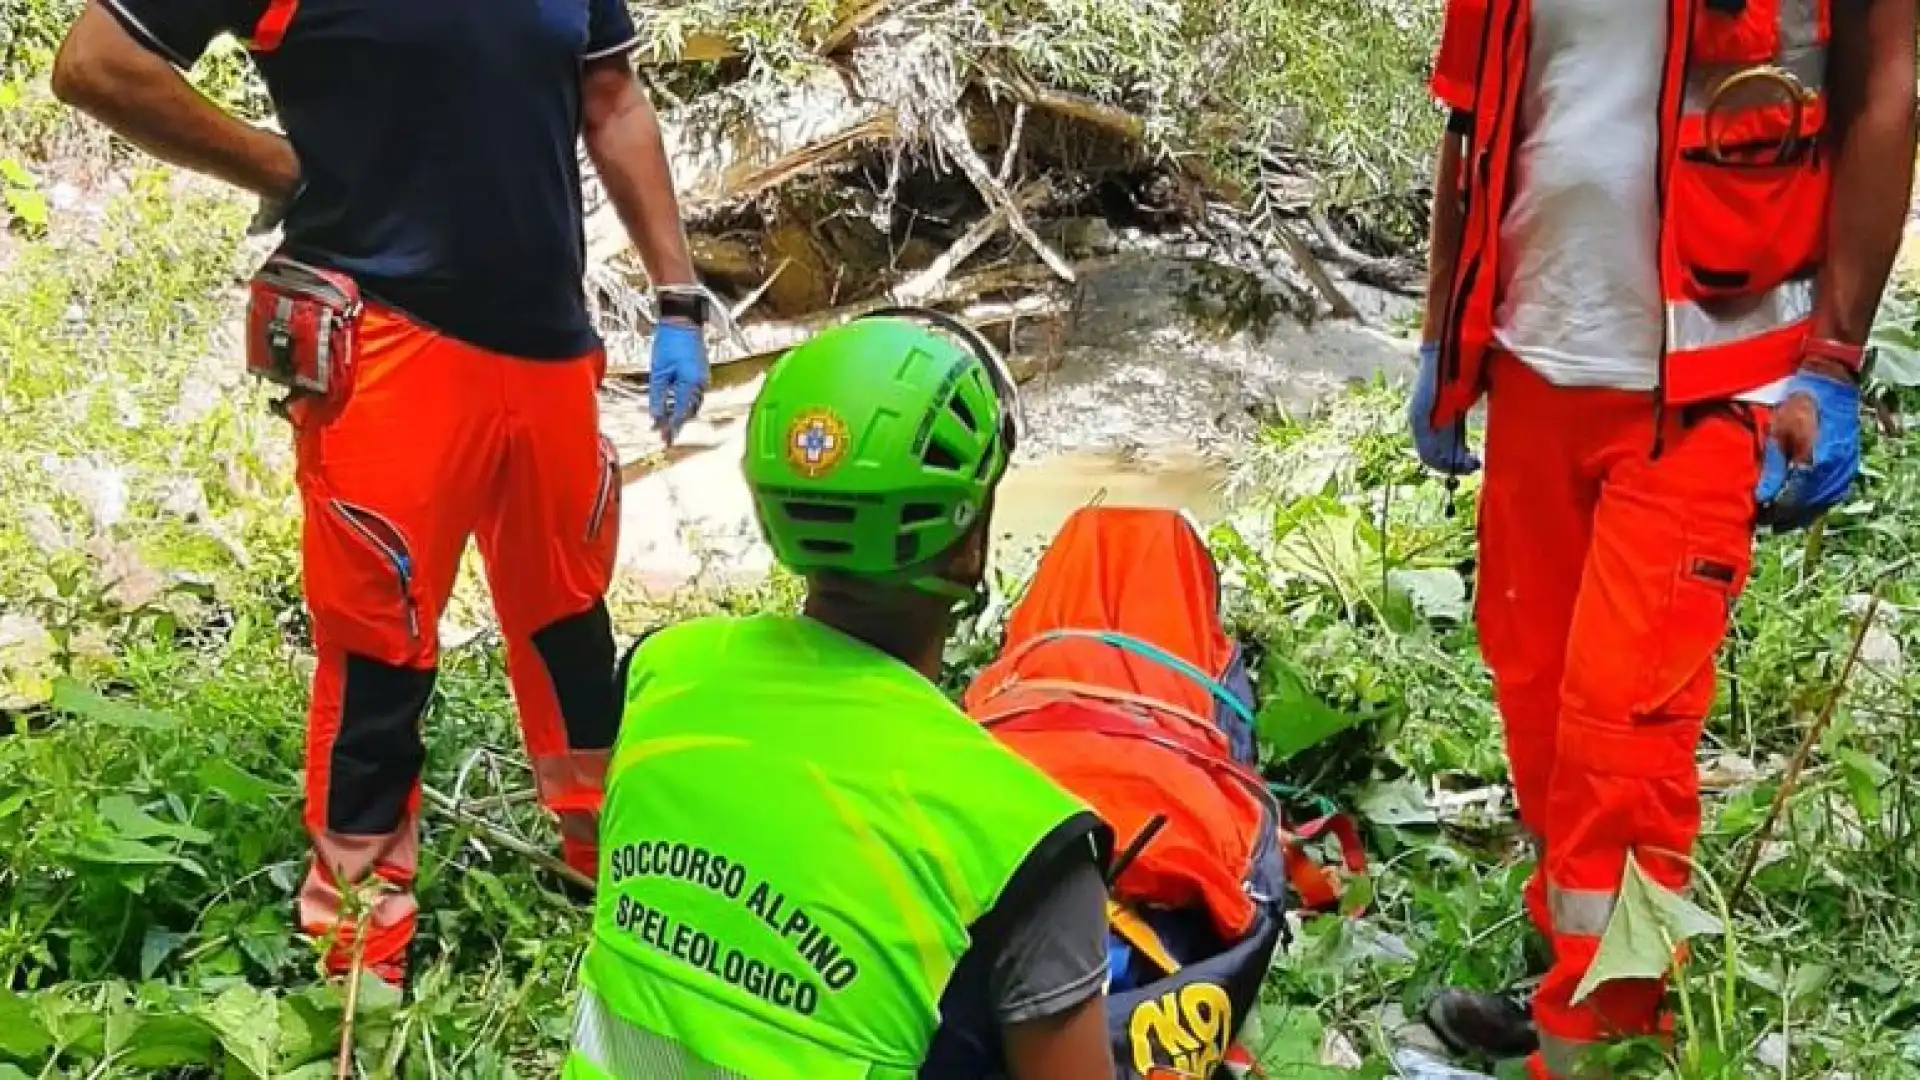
[{"left": 245, "top": 254, "right": 362, "bottom": 411}]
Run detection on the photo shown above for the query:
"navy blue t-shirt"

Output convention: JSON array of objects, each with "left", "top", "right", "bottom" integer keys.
[{"left": 105, "top": 0, "right": 639, "bottom": 359}]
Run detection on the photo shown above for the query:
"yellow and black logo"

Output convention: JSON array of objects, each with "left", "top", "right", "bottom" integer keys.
[
  {"left": 1128, "top": 982, "right": 1233, "bottom": 1079},
  {"left": 785, "top": 407, "right": 850, "bottom": 479}
]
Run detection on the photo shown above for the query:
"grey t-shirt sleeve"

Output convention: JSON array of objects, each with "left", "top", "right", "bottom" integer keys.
[{"left": 988, "top": 841, "right": 1111, "bottom": 1026}]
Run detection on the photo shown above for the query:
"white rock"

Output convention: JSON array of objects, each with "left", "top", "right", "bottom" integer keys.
[{"left": 1756, "top": 1033, "right": 1790, "bottom": 1072}]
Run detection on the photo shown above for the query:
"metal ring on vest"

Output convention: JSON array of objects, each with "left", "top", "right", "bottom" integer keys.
[{"left": 1704, "top": 64, "right": 1814, "bottom": 165}]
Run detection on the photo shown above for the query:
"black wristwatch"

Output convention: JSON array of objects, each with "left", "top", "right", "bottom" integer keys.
[{"left": 658, "top": 290, "right": 708, "bottom": 326}]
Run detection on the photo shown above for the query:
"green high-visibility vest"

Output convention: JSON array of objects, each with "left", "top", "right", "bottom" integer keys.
[{"left": 566, "top": 614, "right": 1100, "bottom": 1080}]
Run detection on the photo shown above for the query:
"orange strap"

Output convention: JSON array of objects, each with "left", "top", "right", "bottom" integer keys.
[
  {"left": 251, "top": 0, "right": 299, "bottom": 52},
  {"left": 1281, "top": 812, "right": 1368, "bottom": 913}
]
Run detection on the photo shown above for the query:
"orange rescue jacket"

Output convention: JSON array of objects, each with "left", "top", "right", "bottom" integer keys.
[{"left": 1430, "top": 0, "right": 1832, "bottom": 425}]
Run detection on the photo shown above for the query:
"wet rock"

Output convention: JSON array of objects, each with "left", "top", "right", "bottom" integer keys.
[{"left": 1393, "top": 1048, "right": 1494, "bottom": 1079}]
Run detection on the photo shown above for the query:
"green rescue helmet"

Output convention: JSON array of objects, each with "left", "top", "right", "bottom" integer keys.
[{"left": 743, "top": 306, "right": 1024, "bottom": 600}]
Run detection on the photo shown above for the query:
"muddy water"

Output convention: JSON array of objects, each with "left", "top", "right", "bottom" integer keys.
[
  {"left": 992, "top": 449, "right": 1226, "bottom": 551},
  {"left": 601, "top": 257, "right": 1417, "bottom": 595}
]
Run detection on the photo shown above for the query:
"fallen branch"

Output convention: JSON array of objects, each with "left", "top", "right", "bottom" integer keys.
[
  {"left": 1003, "top": 80, "right": 1247, "bottom": 201},
  {"left": 1270, "top": 218, "right": 1365, "bottom": 322},
  {"left": 933, "top": 112, "right": 1076, "bottom": 283},
  {"left": 608, "top": 254, "right": 1142, "bottom": 377},
  {"left": 587, "top": 69, "right": 895, "bottom": 265},
  {"left": 888, "top": 180, "right": 1049, "bottom": 304},
  {"left": 997, "top": 101, "right": 1028, "bottom": 185},
  {"left": 1307, "top": 208, "right": 1424, "bottom": 295},
  {"left": 732, "top": 257, "right": 793, "bottom": 322},
  {"left": 1728, "top": 587, "right": 1881, "bottom": 909},
  {"left": 818, "top": 0, "right": 889, "bottom": 56},
  {"left": 634, "top": 32, "right": 739, "bottom": 66},
  {"left": 420, "top": 785, "right": 595, "bottom": 893}
]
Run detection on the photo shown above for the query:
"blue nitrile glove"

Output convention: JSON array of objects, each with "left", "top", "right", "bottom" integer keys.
[
  {"left": 1409, "top": 342, "right": 1481, "bottom": 475},
  {"left": 649, "top": 319, "right": 708, "bottom": 444},
  {"left": 1755, "top": 370, "right": 1862, "bottom": 531}
]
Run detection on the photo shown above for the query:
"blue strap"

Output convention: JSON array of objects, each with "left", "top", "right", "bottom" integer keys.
[{"left": 1030, "top": 628, "right": 1256, "bottom": 728}]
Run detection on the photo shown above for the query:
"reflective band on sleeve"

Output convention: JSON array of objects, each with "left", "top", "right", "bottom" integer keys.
[
  {"left": 1667, "top": 277, "right": 1816, "bottom": 353},
  {"left": 573, "top": 987, "right": 753, "bottom": 1080},
  {"left": 1538, "top": 1031, "right": 1613, "bottom": 1080},
  {"left": 1546, "top": 885, "right": 1617, "bottom": 939}
]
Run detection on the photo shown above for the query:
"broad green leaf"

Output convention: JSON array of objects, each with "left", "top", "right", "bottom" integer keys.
[
  {"left": 0, "top": 1065, "right": 28, "bottom": 1080},
  {"left": 34, "top": 993, "right": 104, "bottom": 1058},
  {"left": 1268, "top": 497, "right": 1380, "bottom": 610},
  {"left": 100, "top": 794, "right": 213, "bottom": 846},
  {"left": 1257, "top": 654, "right": 1364, "bottom": 761},
  {"left": 142, "top": 929, "right": 186, "bottom": 980},
  {"left": 1388, "top": 567, "right": 1468, "bottom": 623},
  {"left": 1572, "top": 853, "right": 1723, "bottom": 1005},
  {"left": 0, "top": 159, "right": 30, "bottom": 187},
  {"left": 196, "top": 984, "right": 278, "bottom": 1079},
  {"left": 1355, "top": 777, "right": 1436, "bottom": 827},
  {"left": 119, "top": 1014, "right": 219, "bottom": 1069},
  {"left": 1250, "top": 1001, "right": 1352, "bottom": 1078},
  {"left": 0, "top": 791, "right": 27, "bottom": 821},
  {"left": 1787, "top": 963, "right": 1833, "bottom": 1002},
  {"left": 50, "top": 677, "right": 177, "bottom": 730},
  {"left": 197, "top": 759, "right": 286, "bottom": 804},
  {"left": 277, "top": 988, "right": 341, "bottom": 1068},
  {"left": 0, "top": 989, "right": 53, "bottom": 1061},
  {"left": 236, "top": 906, "right": 294, "bottom": 974},
  {"left": 3, "top": 188, "right": 47, "bottom": 230},
  {"left": 70, "top": 834, "right": 205, "bottom": 872},
  {"left": 1837, "top": 748, "right": 1891, "bottom": 823}
]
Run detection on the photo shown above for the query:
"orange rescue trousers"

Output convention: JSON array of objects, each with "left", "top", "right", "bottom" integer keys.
[
  {"left": 291, "top": 306, "right": 623, "bottom": 981},
  {"left": 1475, "top": 355, "right": 1766, "bottom": 1079}
]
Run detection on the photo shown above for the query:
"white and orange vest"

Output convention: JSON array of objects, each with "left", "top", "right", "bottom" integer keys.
[{"left": 1430, "top": 0, "right": 1832, "bottom": 423}]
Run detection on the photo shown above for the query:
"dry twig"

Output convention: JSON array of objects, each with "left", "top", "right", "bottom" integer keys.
[{"left": 1728, "top": 587, "right": 1882, "bottom": 908}]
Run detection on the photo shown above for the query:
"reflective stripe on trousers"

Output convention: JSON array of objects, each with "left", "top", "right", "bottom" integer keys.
[
  {"left": 1546, "top": 884, "right": 1616, "bottom": 940},
  {"left": 572, "top": 987, "right": 752, "bottom": 1080}
]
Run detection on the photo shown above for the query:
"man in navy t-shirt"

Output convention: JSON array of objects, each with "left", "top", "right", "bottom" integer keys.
[{"left": 53, "top": 0, "right": 708, "bottom": 987}]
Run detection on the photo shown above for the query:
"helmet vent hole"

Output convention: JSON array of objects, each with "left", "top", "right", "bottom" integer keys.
[
  {"left": 971, "top": 435, "right": 1000, "bottom": 480},
  {"left": 785, "top": 501, "right": 855, "bottom": 524},
  {"left": 895, "top": 533, "right": 919, "bottom": 565},
  {"left": 901, "top": 503, "right": 942, "bottom": 525},
  {"left": 947, "top": 393, "right": 979, "bottom": 435},
  {"left": 801, "top": 538, "right": 853, "bottom": 555},
  {"left": 923, "top": 437, "right": 962, "bottom": 472}
]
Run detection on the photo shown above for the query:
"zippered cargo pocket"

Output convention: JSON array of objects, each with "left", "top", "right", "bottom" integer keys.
[
  {"left": 586, "top": 436, "right": 620, "bottom": 544},
  {"left": 329, "top": 500, "right": 420, "bottom": 642}
]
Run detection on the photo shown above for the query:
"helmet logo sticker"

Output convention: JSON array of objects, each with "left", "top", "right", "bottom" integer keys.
[
  {"left": 786, "top": 408, "right": 850, "bottom": 478},
  {"left": 953, "top": 500, "right": 976, "bottom": 529}
]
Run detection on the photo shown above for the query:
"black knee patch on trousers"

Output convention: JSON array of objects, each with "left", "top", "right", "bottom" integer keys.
[
  {"left": 531, "top": 600, "right": 619, "bottom": 752},
  {"left": 329, "top": 655, "right": 435, "bottom": 836}
]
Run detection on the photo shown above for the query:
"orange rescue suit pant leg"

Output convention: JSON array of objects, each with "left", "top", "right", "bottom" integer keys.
[
  {"left": 1475, "top": 355, "right": 1765, "bottom": 1078},
  {"left": 292, "top": 306, "right": 623, "bottom": 978}
]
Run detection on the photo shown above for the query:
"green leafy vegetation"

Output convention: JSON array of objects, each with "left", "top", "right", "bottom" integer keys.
[
  {"left": 2, "top": 2, "right": 1917, "bottom": 1077},
  {"left": 1217, "top": 376, "right": 1920, "bottom": 1079}
]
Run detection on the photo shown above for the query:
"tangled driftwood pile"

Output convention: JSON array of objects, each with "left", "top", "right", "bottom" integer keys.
[{"left": 585, "top": 4, "right": 1427, "bottom": 377}]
